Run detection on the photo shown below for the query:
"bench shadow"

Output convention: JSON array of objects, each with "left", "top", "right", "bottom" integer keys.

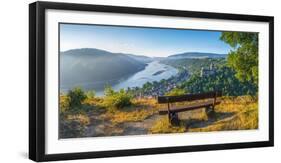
[{"left": 182, "top": 111, "right": 235, "bottom": 129}]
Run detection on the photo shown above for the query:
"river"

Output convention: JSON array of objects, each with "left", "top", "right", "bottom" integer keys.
[
  {"left": 61, "top": 61, "right": 178, "bottom": 96},
  {"left": 97, "top": 61, "right": 178, "bottom": 96}
]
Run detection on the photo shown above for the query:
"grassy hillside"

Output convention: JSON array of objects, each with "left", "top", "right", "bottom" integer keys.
[{"left": 59, "top": 89, "right": 258, "bottom": 138}]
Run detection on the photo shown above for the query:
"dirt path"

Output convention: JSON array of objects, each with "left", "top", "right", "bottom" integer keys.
[
  {"left": 83, "top": 110, "right": 164, "bottom": 137},
  {"left": 120, "top": 114, "right": 163, "bottom": 135},
  {"left": 83, "top": 108, "right": 235, "bottom": 137}
]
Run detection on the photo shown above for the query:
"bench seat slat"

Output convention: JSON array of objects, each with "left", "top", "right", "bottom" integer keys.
[
  {"left": 158, "top": 91, "right": 222, "bottom": 104},
  {"left": 158, "top": 99, "right": 221, "bottom": 115}
]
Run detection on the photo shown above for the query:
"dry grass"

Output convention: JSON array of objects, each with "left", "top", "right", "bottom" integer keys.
[
  {"left": 82, "top": 97, "right": 103, "bottom": 106},
  {"left": 104, "top": 109, "right": 155, "bottom": 124},
  {"left": 149, "top": 117, "right": 186, "bottom": 134},
  {"left": 189, "top": 96, "right": 258, "bottom": 132},
  {"left": 59, "top": 95, "right": 70, "bottom": 113},
  {"left": 149, "top": 95, "right": 258, "bottom": 133},
  {"left": 103, "top": 98, "right": 159, "bottom": 124},
  {"left": 179, "top": 108, "right": 209, "bottom": 121},
  {"left": 66, "top": 114, "right": 90, "bottom": 126},
  {"left": 60, "top": 94, "right": 258, "bottom": 137},
  {"left": 133, "top": 98, "right": 159, "bottom": 108}
]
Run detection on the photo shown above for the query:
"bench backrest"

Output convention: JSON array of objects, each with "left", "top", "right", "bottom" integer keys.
[{"left": 157, "top": 91, "right": 222, "bottom": 104}]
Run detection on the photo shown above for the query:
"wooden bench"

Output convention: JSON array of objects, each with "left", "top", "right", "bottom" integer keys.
[{"left": 157, "top": 91, "right": 222, "bottom": 125}]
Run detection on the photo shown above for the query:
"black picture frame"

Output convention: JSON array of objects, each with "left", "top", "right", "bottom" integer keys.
[{"left": 29, "top": 1, "right": 274, "bottom": 162}]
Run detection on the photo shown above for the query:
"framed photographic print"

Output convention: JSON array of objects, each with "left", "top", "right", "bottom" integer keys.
[{"left": 29, "top": 1, "right": 274, "bottom": 162}]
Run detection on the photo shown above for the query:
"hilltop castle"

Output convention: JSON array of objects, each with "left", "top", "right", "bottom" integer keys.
[{"left": 200, "top": 63, "right": 215, "bottom": 77}]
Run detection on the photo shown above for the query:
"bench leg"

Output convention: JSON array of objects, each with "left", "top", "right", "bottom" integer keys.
[
  {"left": 169, "top": 112, "right": 180, "bottom": 126},
  {"left": 205, "top": 106, "right": 215, "bottom": 119}
]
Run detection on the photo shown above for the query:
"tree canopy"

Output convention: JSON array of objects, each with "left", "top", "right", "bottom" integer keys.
[
  {"left": 220, "top": 32, "right": 258, "bottom": 85},
  {"left": 180, "top": 66, "right": 257, "bottom": 96}
]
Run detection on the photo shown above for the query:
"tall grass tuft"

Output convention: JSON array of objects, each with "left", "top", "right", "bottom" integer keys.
[{"left": 149, "top": 117, "right": 186, "bottom": 134}]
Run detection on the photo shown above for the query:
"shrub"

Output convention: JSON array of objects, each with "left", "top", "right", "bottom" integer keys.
[
  {"left": 86, "top": 90, "right": 96, "bottom": 99},
  {"left": 103, "top": 86, "right": 132, "bottom": 109},
  {"left": 67, "top": 87, "right": 87, "bottom": 113},
  {"left": 104, "top": 85, "right": 115, "bottom": 96}
]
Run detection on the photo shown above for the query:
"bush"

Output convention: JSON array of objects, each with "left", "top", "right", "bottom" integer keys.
[
  {"left": 86, "top": 90, "right": 96, "bottom": 99},
  {"left": 103, "top": 86, "right": 132, "bottom": 109},
  {"left": 59, "top": 87, "right": 91, "bottom": 138},
  {"left": 67, "top": 87, "right": 87, "bottom": 113}
]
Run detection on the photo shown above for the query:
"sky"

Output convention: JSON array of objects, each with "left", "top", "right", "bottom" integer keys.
[{"left": 60, "top": 23, "right": 232, "bottom": 57}]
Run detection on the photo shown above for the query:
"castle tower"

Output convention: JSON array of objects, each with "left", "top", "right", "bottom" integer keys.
[
  {"left": 210, "top": 63, "right": 214, "bottom": 70},
  {"left": 200, "top": 67, "right": 205, "bottom": 77}
]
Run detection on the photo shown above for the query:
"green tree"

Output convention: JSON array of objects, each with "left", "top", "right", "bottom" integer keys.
[
  {"left": 104, "top": 85, "right": 115, "bottom": 96},
  {"left": 103, "top": 86, "right": 132, "bottom": 109},
  {"left": 220, "top": 32, "right": 258, "bottom": 85},
  {"left": 181, "top": 66, "right": 257, "bottom": 96},
  {"left": 67, "top": 87, "right": 87, "bottom": 112}
]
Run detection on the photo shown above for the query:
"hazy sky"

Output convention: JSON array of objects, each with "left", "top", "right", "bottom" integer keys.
[{"left": 60, "top": 23, "right": 231, "bottom": 57}]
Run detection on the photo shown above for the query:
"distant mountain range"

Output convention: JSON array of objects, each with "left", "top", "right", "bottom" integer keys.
[
  {"left": 125, "top": 53, "right": 153, "bottom": 63},
  {"left": 168, "top": 52, "right": 227, "bottom": 59},
  {"left": 60, "top": 48, "right": 227, "bottom": 91},
  {"left": 60, "top": 48, "right": 146, "bottom": 90}
]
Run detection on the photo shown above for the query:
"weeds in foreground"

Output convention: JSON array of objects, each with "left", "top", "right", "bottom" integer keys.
[{"left": 149, "top": 117, "right": 186, "bottom": 134}]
